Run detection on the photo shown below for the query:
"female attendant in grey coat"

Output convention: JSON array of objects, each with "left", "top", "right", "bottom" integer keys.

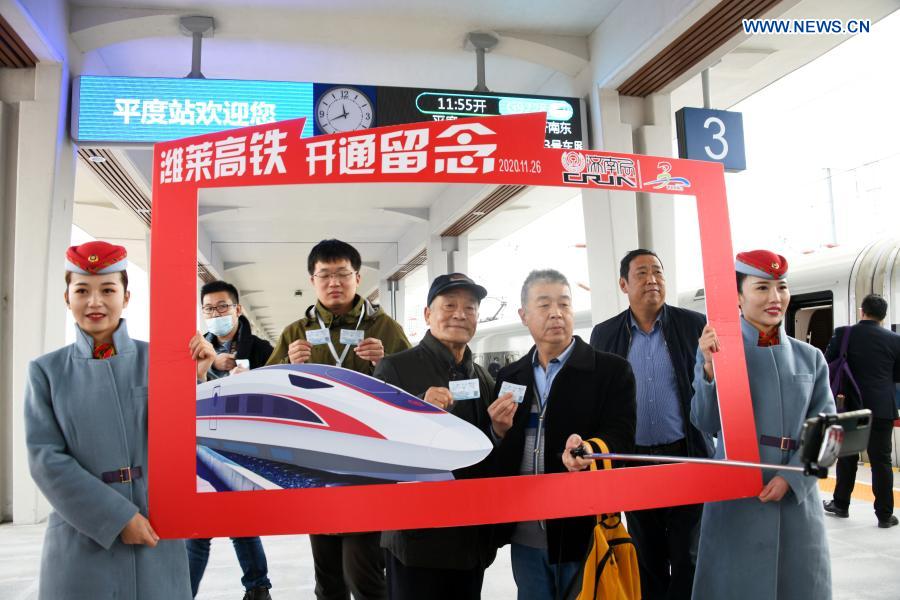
[
  {"left": 690, "top": 250, "right": 834, "bottom": 600},
  {"left": 24, "top": 241, "right": 205, "bottom": 600}
]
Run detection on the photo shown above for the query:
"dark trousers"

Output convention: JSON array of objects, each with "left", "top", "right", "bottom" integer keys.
[
  {"left": 627, "top": 439, "right": 701, "bottom": 600},
  {"left": 386, "top": 552, "right": 484, "bottom": 600},
  {"left": 833, "top": 416, "right": 895, "bottom": 520},
  {"left": 626, "top": 504, "right": 701, "bottom": 600},
  {"left": 310, "top": 533, "right": 387, "bottom": 600},
  {"left": 186, "top": 536, "right": 270, "bottom": 596}
]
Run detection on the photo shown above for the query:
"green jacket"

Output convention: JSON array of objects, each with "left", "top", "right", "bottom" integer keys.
[{"left": 266, "top": 295, "right": 411, "bottom": 375}]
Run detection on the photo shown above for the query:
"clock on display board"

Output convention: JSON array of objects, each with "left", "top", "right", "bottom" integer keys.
[{"left": 315, "top": 86, "right": 375, "bottom": 134}]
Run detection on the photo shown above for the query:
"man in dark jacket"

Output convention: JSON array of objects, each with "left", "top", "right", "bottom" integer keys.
[
  {"left": 490, "top": 269, "right": 636, "bottom": 599},
  {"left": 824, "top": 293, "right": 900, "bottom": 528},
  {"left": 374, "top": 273, "right": 501, "bottom": 599},
  {"left": 589, "top": 249, "right": 711, "bottom": 600},
  {"left": 191, "top": 280, "right": 274, "bottom": 600},
  {"left": 201, "top": 280, "right": 274, "bottom": 379}
]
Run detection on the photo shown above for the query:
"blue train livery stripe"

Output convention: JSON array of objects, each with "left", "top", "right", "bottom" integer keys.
[
  {"left": 197, "top": 393, "right": 325, "bottom": 424},
  {"left": 260, "top": 364, "right": 443, "bottom": 413}
]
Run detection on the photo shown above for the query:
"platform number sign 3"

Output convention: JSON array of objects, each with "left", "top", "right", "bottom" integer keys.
[{"left": 676, "top": 107, "right": 746, "bottom": 172}]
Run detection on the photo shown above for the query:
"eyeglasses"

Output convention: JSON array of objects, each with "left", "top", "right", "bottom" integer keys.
[
  {"left": 313, "top": 270, "right": 357, "bottom": 282},
  {"left": 201, "top": 302, "right": 237, "bottom": 316}
]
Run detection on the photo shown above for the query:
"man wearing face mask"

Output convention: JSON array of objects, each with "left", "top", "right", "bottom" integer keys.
[
  {"left": 190, "top": 280, "right": 275, "bottom": 600},
  {"left": 201, "top": 280, "right": 274, "bottom": 380}
]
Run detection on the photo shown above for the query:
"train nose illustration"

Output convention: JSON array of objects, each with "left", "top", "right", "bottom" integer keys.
[
  {"left": 429, "top": 423, "right": 493, "bottom": 467},
  {"left": 196, "top": 364, "right": 493, "bottom": 484}
]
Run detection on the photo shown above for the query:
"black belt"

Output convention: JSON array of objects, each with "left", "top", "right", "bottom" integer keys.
[
  {"left": 635, "top": 438, "right": 688, "bottom": 456},
  {"left": 101, "top": 466, "right": 143, "bottom": 484},
  {"left": 760, "top": 436, "right": 798, "bottom": 451}
]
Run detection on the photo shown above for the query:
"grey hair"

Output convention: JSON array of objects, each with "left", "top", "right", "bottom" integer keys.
[{"left": 520, "top": 269, "right": 570, "bottom": 307}]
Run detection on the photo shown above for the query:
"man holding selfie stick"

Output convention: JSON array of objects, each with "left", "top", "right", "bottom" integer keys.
[{"left": 491, "top": 269, "right": 636, "bottom": 599}]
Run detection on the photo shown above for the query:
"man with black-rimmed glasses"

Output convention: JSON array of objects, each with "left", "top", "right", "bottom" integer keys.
[
  {"left": 267, "top": 239, "right": 410, "bottom": 600},
  {"left": 200, "top": 280, "right": 274, "bottom": 379}
]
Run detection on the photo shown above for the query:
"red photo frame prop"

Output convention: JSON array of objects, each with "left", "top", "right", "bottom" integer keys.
[{"left": 150, "top": 113, "right": 759, "bottom": 538}]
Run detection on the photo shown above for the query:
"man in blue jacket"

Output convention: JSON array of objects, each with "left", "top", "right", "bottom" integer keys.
[{"left": 589, "top": 249, "right": 712, "bottom": 600}]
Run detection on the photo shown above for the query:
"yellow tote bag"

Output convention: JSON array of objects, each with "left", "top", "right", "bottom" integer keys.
[{"left": 567, "top": 438, "right": 641, "bottom": 600}]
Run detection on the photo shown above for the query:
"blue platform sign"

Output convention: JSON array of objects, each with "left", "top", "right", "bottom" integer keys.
[
  {"left": 72, "top": 76, "right": 315, "bottom": 143},
  {"left": 675, "top": 107, "right": 746, "bottom": 172}
]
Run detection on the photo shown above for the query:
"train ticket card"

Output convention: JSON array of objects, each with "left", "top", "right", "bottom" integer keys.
[
  {"left": 306, "top": 329, "right": 331, "bottom": 345},
  {"left": 449, "top": 378, "right": 480, "bottom": 400},
  {"left": 339, "top": 329, "right": 365, "bottom": 346},
  {"left": 499, "top": 381, "right": 527, "bottom": 404}
]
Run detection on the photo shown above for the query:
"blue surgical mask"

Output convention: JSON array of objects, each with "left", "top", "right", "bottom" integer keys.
[{"left": 205, "top": 315, "right": 235, "bottom": 337}]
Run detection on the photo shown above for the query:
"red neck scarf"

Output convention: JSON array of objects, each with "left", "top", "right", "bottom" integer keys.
[
  {"left": 757, "top": 329, "right": 780, "bottom": 347},
  {"left": 93, "top": 343, "right": 117, "bottom": 360}
]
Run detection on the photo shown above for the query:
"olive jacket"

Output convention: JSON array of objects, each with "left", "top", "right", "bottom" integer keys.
[{"left": 267, "top": 295, "right": 411, "bottom": 375}]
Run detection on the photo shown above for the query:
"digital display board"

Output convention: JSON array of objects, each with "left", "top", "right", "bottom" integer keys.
[
  {"left": 375, "top": 86, "right": 583, "bottom": 149},
  {"left": 73, "top": 77, "right": 584, "bottom": 149},
  {"left": 73, "top": 76, "right": 315, "bottom": 143}
]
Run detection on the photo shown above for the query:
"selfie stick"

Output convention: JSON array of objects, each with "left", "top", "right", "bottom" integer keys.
[
  {"left": 570, "top": 411, "right": 869, "bottom": 479},
  {"left": 570, "top": 450, "right": 819, "bottom": 476}
]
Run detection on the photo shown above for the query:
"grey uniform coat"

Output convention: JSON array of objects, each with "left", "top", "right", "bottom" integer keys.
[
  {"left": 690, "top": 317, "right": 834, "bottom": 600},
  {"left": 25, "top": 320, "right": 191, "bottom": 600}
]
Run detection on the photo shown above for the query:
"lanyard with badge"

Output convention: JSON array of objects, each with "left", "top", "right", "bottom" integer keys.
[{"left": 312, "top": 309, "right": 365, "bottom": 368}]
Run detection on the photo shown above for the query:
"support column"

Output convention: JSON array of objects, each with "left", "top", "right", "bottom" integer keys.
[
  {"left": 377, "top": 277, "right": 406, "bottom": 326},
  {"left": 0, "top": 98, "right": 10, "bottom": 522},
  {"left": 632, "top": 93, "right": 679, "bottom": 300},
  {"left": 582, "top": 88, "right": 639, "bottom": 323},
  {"left": 442, "top": 234, "right": 469, "bottom": 275},
  {"left": 582, "top": 88, "right": 681, "bottom": 325},
  {"left": 0, "top": 63, "right": 77, "bottom": 524},
  {"left": 426, "top": 234, "right": 448, "bottom": 283},
  {"left": 393, "top": 280, "right": 407, "bottom": 328}
]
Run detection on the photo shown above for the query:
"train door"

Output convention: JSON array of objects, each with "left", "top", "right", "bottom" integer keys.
[
  {"left": 786, "top": 291, "right": 834, "bottom": 353},
  {"left": 211, "top": 385, "right": 220, "bottom": 430}
]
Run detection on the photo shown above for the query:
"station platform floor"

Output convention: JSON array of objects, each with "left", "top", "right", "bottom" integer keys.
[{"left": 2, "top": 477, "right": 898, "bottom": 599}]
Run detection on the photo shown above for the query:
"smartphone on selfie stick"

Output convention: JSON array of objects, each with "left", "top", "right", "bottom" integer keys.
[
  {"left": 798, "top": 409, "right": 872, "bottom": 477},
  {"left": 570, "top": 409, "right": 873, "bottom": 479}
]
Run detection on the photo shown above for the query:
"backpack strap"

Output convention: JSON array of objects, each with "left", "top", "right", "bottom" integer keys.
[
  {"left": 839, "top": 325, "right": 854, "bottom": 357},
  {"left": 586, "top": 438, "right": 623, "bottom": 526},
  {"left": 829, "top": 325, "right": 863, "bottom": 403},
  {"left": 585, "top": 437, "right": 611, "bottom": 471}
]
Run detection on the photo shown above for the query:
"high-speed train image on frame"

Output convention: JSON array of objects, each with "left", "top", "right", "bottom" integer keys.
[{"left": 196, "top": 364, "right": 493, "bottom": 483}]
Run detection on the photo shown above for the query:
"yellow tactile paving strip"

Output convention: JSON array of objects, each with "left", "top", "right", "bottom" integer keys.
[{"left": 818, "top": 465, "right": 900, "bottom": 504}]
